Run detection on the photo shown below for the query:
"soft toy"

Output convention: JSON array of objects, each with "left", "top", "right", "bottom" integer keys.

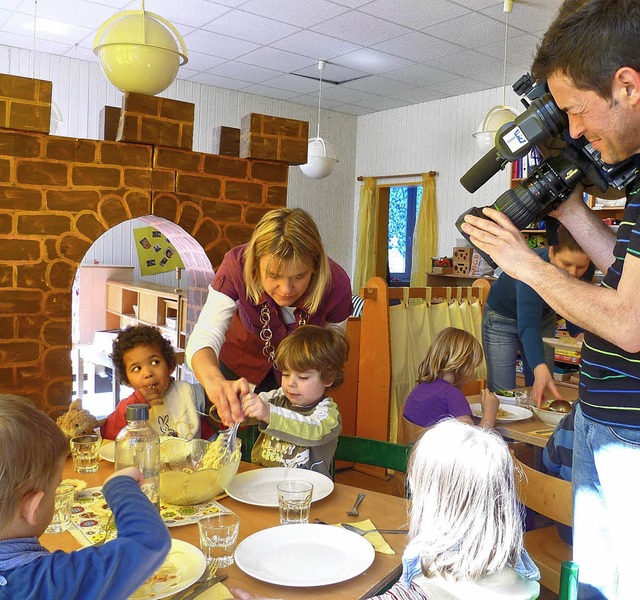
[{"left": 56, "top": 398, "right": 99, "bottom": 438}]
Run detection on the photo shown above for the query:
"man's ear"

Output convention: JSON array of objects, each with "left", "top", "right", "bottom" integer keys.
[
  {"left": 613, "top": 67, "right": 640, "bottom": 107},
  {"left": 21, "top": 491, "right": 45, "bottom": 527}
]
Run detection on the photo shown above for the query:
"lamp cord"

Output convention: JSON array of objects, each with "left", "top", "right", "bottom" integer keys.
[
  {"left": 316, "top": 63, "right": 323, "bottom": 139},
  {"left": 31, "top": 0, "right": 37, "bottom": 78},
  {"left": 501, "top": 7, "right": 509, "bottom": 106}
]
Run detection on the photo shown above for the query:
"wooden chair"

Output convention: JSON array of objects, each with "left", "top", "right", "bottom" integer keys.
[
  {"left": 512, "top": 454, "right": 573, "bottom": 594},
  {"left": 461, "top": 378, "right": 486, "bottom": 396},
  {"left": 332, "top": 435, "right": 413, "bottom": 498},
  {"left": 398, "top": 416, "right": 427, "bottom": 445}
]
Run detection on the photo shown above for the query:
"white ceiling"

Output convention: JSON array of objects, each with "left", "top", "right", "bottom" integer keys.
[{"left": 0, "top": 0, "right": 562, "bottom": 115}]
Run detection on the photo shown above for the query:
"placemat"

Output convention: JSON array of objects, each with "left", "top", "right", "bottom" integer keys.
[{"left": 70, "top": 487, "right": 228, "bottom": 547}]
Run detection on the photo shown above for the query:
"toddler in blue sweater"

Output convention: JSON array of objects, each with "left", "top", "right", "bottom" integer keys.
[{"left": 0, "top": 394, "right": 171, "bottom": 600}]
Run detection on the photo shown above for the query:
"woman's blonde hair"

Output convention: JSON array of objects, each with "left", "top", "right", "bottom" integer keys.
[
  {"left": 274, "top": 325, "right": 349, "bottom": 388},
  {"left": 416, "top": 327, "right": 483, "bottom": 387},
  {"left": 243, "top": 208, "right": 331, "bottom": 314},
  {"left": 0, "top": 395, "right": 69, "bottom": 530},
  {"left": 407, "top": 419, "right": 523, "bottom": 580}
]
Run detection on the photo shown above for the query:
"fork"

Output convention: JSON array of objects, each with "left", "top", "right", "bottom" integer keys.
[{"left": 347, "top": 492, "right": 366, "bottom": 517}]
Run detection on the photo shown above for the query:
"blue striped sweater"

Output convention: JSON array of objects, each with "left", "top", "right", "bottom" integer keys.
[{"left": 579, "top": 174, "right": 640, "bottom": 426}]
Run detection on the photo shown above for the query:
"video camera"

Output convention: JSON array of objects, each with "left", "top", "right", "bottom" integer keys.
[{"left": 455, "top": 73, "right": 638, "bottom": 265}]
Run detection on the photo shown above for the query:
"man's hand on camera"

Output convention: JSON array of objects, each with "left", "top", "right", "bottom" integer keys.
[{"left": 461, "top": 208, "right": 537, "bottom": 279}]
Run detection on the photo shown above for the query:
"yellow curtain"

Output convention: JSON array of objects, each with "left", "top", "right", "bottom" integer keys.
[
  {"left": 353, "top": 177, "right": 377, "bottom": 293},
  {"left": 410, "top": 172, "right": 437, "bottom": 287}
]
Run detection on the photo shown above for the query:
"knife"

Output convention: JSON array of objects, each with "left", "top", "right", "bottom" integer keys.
[
  {"left": 174, "top": 574, "right": 227, "bottom": 600},
  {"left": 340, "top": 522, "right": 409, "bottom": 536}
]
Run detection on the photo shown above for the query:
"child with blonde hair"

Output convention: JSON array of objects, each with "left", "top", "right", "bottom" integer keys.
[
  {"left": 0, "top": 395, "right": 170, "bottom": 599},
  {"left": 237, "top": 324, "right": 349, "bottom": 477},
  {"left": 403, "top": 327, "right": 498, "bottom": 429}
]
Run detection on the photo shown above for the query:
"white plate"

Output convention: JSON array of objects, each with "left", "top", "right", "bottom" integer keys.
[
  {"left": 225, "top": 467, "right": 334, "bottom": 507},
  {"left": 470, "top": 403, "right": 533, "bottom": 423},
  {"left": 129, "top": 539, "right": 205, "bottom": 599},
  {"left": 235, "top": 524, "right": 375, "bottom": 587},
  {"left": 100, "top": 442, "right": 115, "bottom": 462}
]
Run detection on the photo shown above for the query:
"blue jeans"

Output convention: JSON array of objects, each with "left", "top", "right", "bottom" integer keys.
[
  {"left": 573, "top": 404, "right": 640, "bottom": 599},
  {"left": 482, "top": 306, "right": 556, "bottom": 391}
]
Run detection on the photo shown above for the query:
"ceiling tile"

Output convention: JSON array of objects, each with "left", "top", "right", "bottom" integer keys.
[
  {"left": 335, "top": 48, "right": 414, "bottom": 74},
  {"left": 205, "top": 60, "right": 283, "bottom": 83},
  {"left": 481, "top": 2, "right": 557, "bottom": 35},
  {"left": 310, "top": 11, "right": 411, "bottom": 46},
  {"left": 262, "top": 73, "right": 322, "bottom": 94},
  {"left": 320, "top": 85, "right": 379, "bottom": 104},
  {"left": 430, "top": 75, "right": 490, "bottom": 96},
  {"left": 292, "top": 62, "right": 369, "bottom": 83},
  {"left": 188, "top": 71, "right": 251, "bottom": 89},
  {"left": 372, "top": 31, "right": 462, "bottom": 62},
  {"left": 271, "top": 30, "right": 361, "bottom": 59},
  {"left": 182, "top": 29, "right": 259, "bottom": 59},
  {"left": 424, "top": 11, "right": 508, "bottom": 50},
  {"left": 17, "top": 0, "right": 116, "bottom": 30},
  {"left": 390, "top": 86, "right": 448, "bottom": 103},
  {"left": 332, "top": 103, "right": 372, "bottom": 115},
  {"left": 288, "top": 93, "right": 343, "bottom": 109},
  {"left": 241, "top": 83, "right": 299, "bottom": 100},
  {"left": 179, "top": 51, "right": 227, "bottom": 73},
  {"left": 359, "top": 0, "right": 470, "bottom": 29},
  {"left": 202, "top": 10, "right": 301, "bottom": 45},
  {"left": 238, "top": 47, "right": 316, "bottom": 72},
  {"left": 240, "top": 0, "right": 349, "bottom": 28},
  {"left": 353, "top": 95, "right": 411, "bottom": 111},
  {"left": 342, "top": 74, "right": 416, "bottom": 95},
  {"left": 138, "top": 0, "right": 231, "bottom": 28},
  {"left": 3, "top": 10, "right": 92, "bottom": 44},
  {"left": 476, "top": 33, "right": 541, "bottom": 72}
]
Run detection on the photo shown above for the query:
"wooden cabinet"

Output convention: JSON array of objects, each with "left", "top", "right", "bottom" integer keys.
[{"left": 106, "top": 280, "right": 187, "bottom": 350}]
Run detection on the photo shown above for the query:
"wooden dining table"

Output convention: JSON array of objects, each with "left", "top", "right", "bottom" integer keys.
[
  {"left": 41, "top": 456, "right": 409, "bottom": 599},
  {"left": 466, "top": 385, "right": 578, "bottom": 448}
]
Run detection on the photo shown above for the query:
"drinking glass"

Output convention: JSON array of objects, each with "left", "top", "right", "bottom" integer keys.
[
  {"left": 515, "top": 389, "right": 533, "bottom": 409},
  {"left": 277, "top": 480, "right": 313, "bottom": 525},
  {"left": 197, "top": 512, "right": 240, "bottom": 572},
  {"left": 45, "top": 484, "right": 75, "bottom": 534},
  {"left": 70, "top": 434, "right": 101, "bottom": 473}
]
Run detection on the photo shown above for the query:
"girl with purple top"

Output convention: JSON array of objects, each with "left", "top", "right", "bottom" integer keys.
[
  {"left": 402, "top": 327, "right": 498, "bottom": 430},
  {"left": 186, "top": 208, "right": 352, "bottom": 427}
]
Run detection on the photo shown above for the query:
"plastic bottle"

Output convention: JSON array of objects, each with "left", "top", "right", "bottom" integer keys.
[
  {"left": 558, "top": 560, "right": 579, "bottom": 600},
  {"left": 114, "top": 404, "right": 160, "bottom": 510}
]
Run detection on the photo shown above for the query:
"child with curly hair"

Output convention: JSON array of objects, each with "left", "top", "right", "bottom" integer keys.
[{"left": 101, "top": 325, "right": 209, "bottom": 440}]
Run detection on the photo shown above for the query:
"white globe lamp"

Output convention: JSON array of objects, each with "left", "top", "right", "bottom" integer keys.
[
  {"left": 300, "top": 60, "right": 339, "bottom": 180},
  {"left": 473, "top": 105, "right": 519, "bottom": 154},
  {"left": 93, "top": 6, "right": 188, "bottom": 96}
]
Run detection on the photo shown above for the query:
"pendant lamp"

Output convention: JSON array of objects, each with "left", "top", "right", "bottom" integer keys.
[
  {"left": 300, "top": 61, "right": 339, "bottom": 179},
  {"left": 93, "top": 0, "right": 188, "bottom": 95},
  {"left": 473, "top": 0, "right": 519, "bottom": 153}
]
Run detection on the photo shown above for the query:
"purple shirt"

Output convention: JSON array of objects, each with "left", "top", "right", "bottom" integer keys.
[{"left": 402, "top": 379, "right": 472, "bottom": 428}]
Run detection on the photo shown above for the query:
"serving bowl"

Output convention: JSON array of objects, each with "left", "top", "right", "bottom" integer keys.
[
  {"left": 159, "top": 437, "right": 241, "bottom": 505},
  {"left": 494, "top": 390, "right": 517, "bottom": 405},
  {"left": 532, "top": 404, "right": 570, "bottom": 428}
]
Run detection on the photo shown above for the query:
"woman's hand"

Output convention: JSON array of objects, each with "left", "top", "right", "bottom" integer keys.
[
  {"left": 205, "top": 377, "right": 251, "bottom": 427},
  {"left": 532, "top": 364, "right": 562, "bottom": 407},
  {"left": 242, "top": 392, "right": 270, "bottom": 422}
]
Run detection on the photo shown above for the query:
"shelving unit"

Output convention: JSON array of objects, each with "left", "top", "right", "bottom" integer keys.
[{"left": 106, "top": 280, "right": 187, "bottom": 351}]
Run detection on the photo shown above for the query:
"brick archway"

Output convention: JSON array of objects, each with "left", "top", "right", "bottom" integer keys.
[{"left": 0, "top": 74, "right": 308, "bottom": 414}]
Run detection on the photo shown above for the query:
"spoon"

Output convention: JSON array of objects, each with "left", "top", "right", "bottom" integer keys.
[{"left": 547, "top": 399, "right": 572, "bottom": 413}]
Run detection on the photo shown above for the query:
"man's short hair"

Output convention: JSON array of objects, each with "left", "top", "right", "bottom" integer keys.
[
  {"left": 0, "top": 395, "right": 69, "bottom": 530},
  {"left": 532, "top": 0, "right": 640, "bottom": 99}
]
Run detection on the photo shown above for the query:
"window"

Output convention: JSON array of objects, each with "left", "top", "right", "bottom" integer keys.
[{"left": 388, "top": 186, "right": 422, "bottom": 284}]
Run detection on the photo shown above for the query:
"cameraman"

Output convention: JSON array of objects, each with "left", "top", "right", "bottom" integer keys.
[{"left": 462, "top": 1, "right": 640, "bottom": 598}]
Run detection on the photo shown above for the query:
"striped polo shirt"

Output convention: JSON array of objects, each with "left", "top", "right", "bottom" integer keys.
[{"left": 579, "top": 173, "right": 640, "bottom": 427}]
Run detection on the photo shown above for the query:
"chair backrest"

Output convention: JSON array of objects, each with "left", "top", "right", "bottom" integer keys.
[
  {"left": 512, "top": 454, "right": 573, "bottom": 527},
  {"left": 461, "top": 378, "right": 486, "bottom": 396},
  {"left": 398, "top": 416, "right": 427, "bottom": 445},
  {"left": 334, "top": 435, "right": 413, "bottom": 473}
]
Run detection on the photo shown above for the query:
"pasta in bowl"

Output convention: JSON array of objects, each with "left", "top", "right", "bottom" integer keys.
[{"left": 159, "top": 437, "right": 241, "bottom": 505}]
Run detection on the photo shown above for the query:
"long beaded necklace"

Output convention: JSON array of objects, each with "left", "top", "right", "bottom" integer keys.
[{"left": 259, "top": 302, "right": 308, "bottom": 363}]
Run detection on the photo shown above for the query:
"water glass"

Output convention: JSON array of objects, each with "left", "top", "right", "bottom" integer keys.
[
  {"left": 198, "top": 512, "right": 240, "bottom": 572},
  {"left": 515, "top": 389, "right": 533, "bottom": 409},
  {"left": 70, "top": 434, "right": 101, "bottom": 473},
  {"left": 45, "top": 484, "right": 75, "bottom": 534},
  {"left": 277, "top": 480, "right": 313, "bottom": 525}
]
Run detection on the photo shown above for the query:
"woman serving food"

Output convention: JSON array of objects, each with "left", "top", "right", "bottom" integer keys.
[{"left": 186, "top": 208, "right": 352, "bottom": 426}]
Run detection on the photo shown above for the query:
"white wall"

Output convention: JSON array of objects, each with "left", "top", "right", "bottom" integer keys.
[
  {"left": 0, "top": 45, "right": 358, "bottom": 283},
  {"left": 354, "top": 85, "right": 524, "bottom": 262}
]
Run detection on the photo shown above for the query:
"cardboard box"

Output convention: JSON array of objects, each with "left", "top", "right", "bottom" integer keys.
[
  {"left": 453, "top": 262, "right": 470, "bottom": 275},
  {"left": 431, "top": 266, "right": 454, "bottom": 274}
]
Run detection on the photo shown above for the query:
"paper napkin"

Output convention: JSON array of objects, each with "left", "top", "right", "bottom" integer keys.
[
  {"left": 195, "top": 581, "right": 234, "bottom": 599},
  {"left": 337, "top": 518, "right": 395, "bottom": 555}
]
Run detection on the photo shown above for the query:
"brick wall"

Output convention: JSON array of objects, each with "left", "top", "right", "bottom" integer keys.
[{"left": 0, "top": 74, "right": 307, "bottom": 415}]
